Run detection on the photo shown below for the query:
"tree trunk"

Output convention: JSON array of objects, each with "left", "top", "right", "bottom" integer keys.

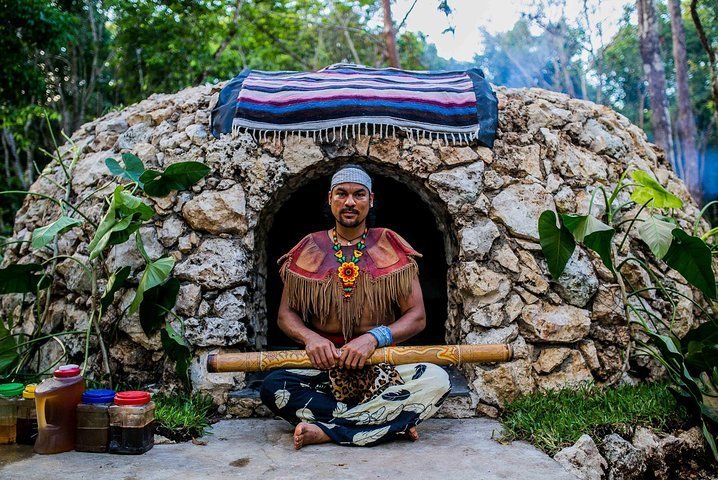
[
  {"left": 381, "top": 0, "right": 400, "bottom": 68},
  {"left": 636, "top": 0, "right": 674, "bottom": 167},
  {"left": 667, "top": 0, "right": 701, "bottom": 201},
  {"left": 690, "top": 0, "right": 718, "bottom": 134}
]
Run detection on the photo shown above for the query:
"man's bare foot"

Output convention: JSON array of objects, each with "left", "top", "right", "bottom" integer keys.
[
  {"left": 294, "top": 423, "right": 330, "bottom": 450},
  {"left": 408, "top": 426, "right": 419, "bottom": 441}
]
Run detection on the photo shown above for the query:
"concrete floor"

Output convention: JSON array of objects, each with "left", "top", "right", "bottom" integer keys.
[{"left": 1, "top": 418, "right": 577, "bottom": 480}]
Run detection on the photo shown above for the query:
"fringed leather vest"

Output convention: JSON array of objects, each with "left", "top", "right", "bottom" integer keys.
[{"left": 279, "top": 228, "right": 421, "bottom": 341}]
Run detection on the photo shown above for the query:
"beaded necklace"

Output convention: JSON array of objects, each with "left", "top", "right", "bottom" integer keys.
[{"left": 332, "top": 227, "right": 367, "bottom": 299}]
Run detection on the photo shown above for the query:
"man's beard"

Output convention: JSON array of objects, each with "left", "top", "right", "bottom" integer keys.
[
  {"left": 337, "top": 217, "right": 362, "bottom": 227},
  {"left": 336, "top": 209, "right": 363, "bottom": 227}
]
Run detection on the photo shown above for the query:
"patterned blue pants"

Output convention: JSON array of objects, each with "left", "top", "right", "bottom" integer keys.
[{"left": 260, "top": 363, "right": 451, "bottom": 447}]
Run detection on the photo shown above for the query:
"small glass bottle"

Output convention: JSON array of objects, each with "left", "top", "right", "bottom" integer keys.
[
  {"left": 0, "top": 383, "right": 24, "bottom": 444},
  {"left": 76, "top": 389, "right": 116, "bottom": 452},
  {"left": 108, "top": 391, "right": 155, "bottom": 454},
  {"left": 16, "top": 384, "right": 38, "bottom": 445}
]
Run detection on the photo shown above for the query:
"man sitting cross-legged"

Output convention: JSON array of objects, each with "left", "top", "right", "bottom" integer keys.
[{"left": 260, "top": 163, "right": 451, "bottom": 449}]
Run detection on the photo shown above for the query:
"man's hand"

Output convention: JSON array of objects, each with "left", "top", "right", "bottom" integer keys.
[
  {"left": 305, "top": 335, "right": 340, "bottom": 370},
  {"left": 338, "top": 334, "right": 378, "bottom": 369}
]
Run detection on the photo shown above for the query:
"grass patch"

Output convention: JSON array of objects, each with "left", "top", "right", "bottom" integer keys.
[
  {"left": 154, "top": 391, "right": 215, "bottom": 442},
  {"left": 500, "top": 382, "right": 689, "bottom": 455}
]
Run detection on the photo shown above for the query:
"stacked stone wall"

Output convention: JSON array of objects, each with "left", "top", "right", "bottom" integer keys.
[{"left": 1, "top": 83, "right": 704, "bottom": 413}]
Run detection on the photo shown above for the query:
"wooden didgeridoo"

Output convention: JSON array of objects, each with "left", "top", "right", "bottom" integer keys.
[{"left": 207, "top": 344, "right": 512, "bottom": 373}]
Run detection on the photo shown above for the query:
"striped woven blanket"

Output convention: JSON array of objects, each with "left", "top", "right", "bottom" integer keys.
[{"left": 211, "top": 64, "right": 498, "bottom": 147}]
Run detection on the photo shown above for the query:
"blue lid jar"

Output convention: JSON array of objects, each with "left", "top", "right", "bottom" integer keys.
[{"left": 81, "top": 389, "right": 116, "bottom": 404}]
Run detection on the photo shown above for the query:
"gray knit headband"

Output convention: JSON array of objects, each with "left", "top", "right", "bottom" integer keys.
[{"left": 330, "top": 167, "right": 372, "bottom": 193}]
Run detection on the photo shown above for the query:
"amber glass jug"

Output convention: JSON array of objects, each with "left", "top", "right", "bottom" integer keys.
[{"left": 34, "top": 365, "right": 85, "bottom": 454}]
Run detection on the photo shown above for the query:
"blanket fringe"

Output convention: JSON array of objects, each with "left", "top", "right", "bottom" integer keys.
[
  {"left": 280, "top": 261, "right": 418, "bottom": 341},
  {"left": 231, "top": 122, "right": 480, "bottom": 146}
]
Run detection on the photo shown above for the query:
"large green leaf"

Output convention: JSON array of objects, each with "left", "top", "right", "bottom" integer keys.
[
  {"left": 663, "top": 229, "right": 717, "bottom": 300},
  {"left": 88, "top": 186, "right": 155, "bottom": 259},
  {"left": 129, "top": 256, "right": 176, "bottom": 315},
  {"left": 139, "top": 277, "right": 180, "bottom": 336},
  {"left": 31, "top": 216, "right": 83, "bottom": 250},
  {"left": 538, "top": 210, "right": 576, "bottom": 280},
  {"left": 89, "top": 212, "right": 135, "bottom": 260},
  {"left": 0, "top": 264, "right": 51, "bottom": 294},
  {"left": 683, "top": 321, "right": 718, "bottom": 374},
  {"left": 161, "top": 323, "right": 192, "bottom": 388},
  {"left": 105, "top": 153, "right": 145, "bottom": 184},
  {"left": 117, "top": 190, "right": 154, "bottom": 220},
  {"left": 638, "top": 215, "right": 675, "bottom": 259},
  {"left": 0, "top": 320, "right": 19, "bottom": 376},
  {"left": 100, "top": 266, "right": 132, "bottom": 314},
  {"left": 584, "top": 229, "right": 616, "bottom": 272},
  {"left": 561, "top": 213, "right": 615, "bottom": 271},
  {"left": 630, "top": 170, "right": 683, "bottom": 208},
  {"left": 140, "top": 161, "right": 210, "bottom": 197}
]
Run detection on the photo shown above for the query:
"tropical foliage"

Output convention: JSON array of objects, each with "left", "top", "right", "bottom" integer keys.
[
  {"left": 0, "top": 145, "right": 208, "bottom": 388},
  {"left": 538, "top": 168, "right": 718, "bottom": 457}
]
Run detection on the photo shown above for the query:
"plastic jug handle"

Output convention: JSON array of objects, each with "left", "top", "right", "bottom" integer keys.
[{"left": 35, "top": 396, "right": 48, "bottom": 430}]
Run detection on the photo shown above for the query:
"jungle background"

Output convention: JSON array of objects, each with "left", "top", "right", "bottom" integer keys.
[{"left": 0, "top": 0, "right": 717, "bottom": 247}]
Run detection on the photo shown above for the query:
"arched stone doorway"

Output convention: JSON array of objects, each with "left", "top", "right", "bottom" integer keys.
[{"left": 264, "top": 168, "right": 449, "bottom": 349}]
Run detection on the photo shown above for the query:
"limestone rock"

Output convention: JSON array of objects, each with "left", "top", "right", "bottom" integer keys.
[
  {"left": 117, "top": 122, "right": 152, "bottom": 150},
  {"left": 495, "top": 244, "right": 520, "bottom": 273},
  {"left": 185, "top": 316, "right": 248, "bottom": 346},
  {"left": 491, "top": 182, "right": 556, "bottom": 241},
  {"left": 189, "top": 349, "right": 244, "bottom": 403},
  {"left": 438, "top": 145, "right": 479, "bottom": 166},
  {"left": 283, "top": 135, "right": 323, "bottom": 173},
  {"left": 105, "top": 226, "right": 164, "bottom": 273},
  {"left": 534, "top": 347, "right": 571, "bottom": 374},
  {"left": 182, "top": 185, "right": 247, "bottom": 235},
  {"left": 427, "top": 162, "right": 484, "bottom": 214},
  {"left": 400, "top": 145, "right": 441, "bottom": 177},
  {"left": 175, "top": 283, "right": 202, "bottom": 317},
  {"left": 579, "top": 118, "right": 627, "bottom": 158},
  {"left": 175, "top": 238, "right": 249, "bottom": 289},
  {"left": 467, "top": 302, "right": 506, "bottom": 328},
  {"left": 520, "top": 302, "right": 591, "bottom": 343},
  {"left": 535, "top": 350, "right": 593, "bottom": 390},
  {"left": 158, "top": 216, "right": 186, "bottom": 247},
  {"left": 185, "top": 124, "right": 208, "bottom": 144},
  {"left": 471, "top": 359, "right": 535, "bottom": 406},
  {"left": 601, "top": 434, "right": 647, "bottom": 480},
  {"left": 555, "top": 248, "right": 599, "bottom": 307},
  {"left": 96, "top": 116, "right": 128, "bottom": 134},
  {"left": 554, "top": 143, "right": 608, "bottom": 182},
  {"left": 456, "top": 263, "right": 512, "bottom": 311},
  {"left": 213, "top": 287, "right": 249, "bottom": 321},
  {"left": 459, "top": 218, "right": 500, "bottom": 260},
  {"left": 591, "top": 285, "right": 624, "bottom": 323},
  {"left": 465, "top": 323, "right": 518, "bottom": 345},
  {"left": 494, "top": 144, "right": 542, "bottom": 179},
  {"left": 554, "top": 434, "right": 607, "bottom": 480},
  {"left": 71, "top": 151, "right": 115, "bottom": 190},
  {"left": 56, "top": 254, "right": 92, "bottom": 293}
]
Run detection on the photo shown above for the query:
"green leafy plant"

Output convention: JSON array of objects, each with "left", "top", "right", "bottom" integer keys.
[
  {"left": 1, "top": 144, "right": 209, "bottom": 391},
  {"left": 537, "top": 168, "right": 718, "bottom": 458}
]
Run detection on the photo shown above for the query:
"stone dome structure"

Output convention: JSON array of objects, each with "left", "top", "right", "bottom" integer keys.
[{"left": 2, "top": 83, "right": 704, "bottom": 417}]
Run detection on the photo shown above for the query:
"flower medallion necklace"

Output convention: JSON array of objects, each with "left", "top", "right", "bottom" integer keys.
[{"left": 332, "top": 227, "right": 367, "bottom": 299}]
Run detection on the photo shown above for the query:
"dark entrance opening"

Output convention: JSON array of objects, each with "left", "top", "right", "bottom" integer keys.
[{"left": 265, "top": 171, "right": 448, "bottom": 348}]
